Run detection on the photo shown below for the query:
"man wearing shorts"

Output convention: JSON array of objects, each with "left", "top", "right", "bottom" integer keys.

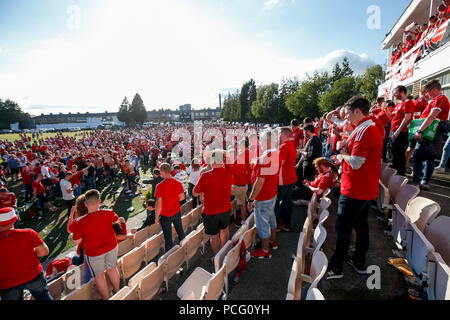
[
  {"left": 194, "top": 149, "right": 232, "bottom": 254},
  {"left": 70, "top": 189, "right": 121, "bottom": 300},
  {"left": 231, "top": 140, "right": 252, "bottom": 225},
  {"left": 248, "top": 130, "right": 280, "bottom": 259}
]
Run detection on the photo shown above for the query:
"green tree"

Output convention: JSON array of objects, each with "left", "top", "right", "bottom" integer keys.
[
  {"left": 251, "top": 83, "right": 289, "bottom": 123},
  {"left": 220, "top": 91, "right": 241, "bottom": 121},
  {"left": 0, "top": 99, "right": 28, "bottom": 129},
  {"left": 240, "top": 79, "right": 257, "bottom": 121},
  {"left": 117, "top": 97, "right": 131, "bottom": 126},
  {"left": 130, "top": 93, "right": 147, "bottom": 125},
  {"left": 318, "top": 76, "right": 358, "bottom": 113},
  {"left": 285, "top": 72, "right": 330, "bottom": 120},
  {"left": 356, "top": 65, "right": 385, "bottom": 103}
]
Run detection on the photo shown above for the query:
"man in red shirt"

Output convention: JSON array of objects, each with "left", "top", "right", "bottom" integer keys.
[
  {"left": 389, "top": 85, "right": 415, "bottom": 176},
  {"left": 231, "top": 140, "right": 252, "bottom": 224},
  {"left": 0, "top": 207, "right": 52, "bottom": 300},
  {"left": 290, "top": 119, "right": 304, "bottom": 153},
  {"left": 274, "top": 127, "right": 298, "bottom": 232},
  {"left": 32, "top": 174, "right": 58, "bottom": 212},
  {"left": 412, "top": 79, "right": 450, "bottom": 189},
  {"left": 406, "top": 93, "right": 430, "bottom": 170},
  {"left": 71, "top": 189, "right": 121, "bottom": 300},
  {"left": 154, "top": 163, "right": 186, "bottom": 252},
  {"left": 376, "top": 101, "right": 395, "bottom": 162},
  {"left": 194, "top": 150, "right": 232, "bottom": 254},
  {"left": 370, "top": 96, "right": 385, "bottom": 117},
  {"left": 247, "top": 130, "right": 279, "bottom": 259},
  {"left": 327, "top": 96, "right": 382, "bottom": 279}
]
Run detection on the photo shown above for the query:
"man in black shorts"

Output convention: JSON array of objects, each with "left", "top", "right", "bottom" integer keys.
[{"left": 193, "top": 149, "right": 232, "bottom": 254}]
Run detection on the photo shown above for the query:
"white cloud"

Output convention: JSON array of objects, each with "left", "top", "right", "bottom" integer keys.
[
  {"left": 0, "top": 0, "right": 377, "bottom": 115},
  {"left": 263, "top": 0, "right": 281, "bottom": 9}
]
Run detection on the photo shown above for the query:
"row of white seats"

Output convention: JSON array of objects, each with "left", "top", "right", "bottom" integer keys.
[
  {"left": 380, "top": 163, "right": 450, "bottom": 300},
  {"left": 286, "top": 192, "right": 331, "bottom": 300},
  {"left": 177, "top": 212, "right": 256, "bottom": 300}
]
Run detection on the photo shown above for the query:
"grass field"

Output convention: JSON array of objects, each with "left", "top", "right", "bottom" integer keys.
[
  {"left": 8, "top": 165, "right": 155, "bottom": 262},
  {"left": 0, "top": 131, "right": 96, "bottom": 143}
]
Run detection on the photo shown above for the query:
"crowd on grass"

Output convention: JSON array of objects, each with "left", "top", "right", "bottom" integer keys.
[{"left": 0, "top": 77, "right": 448, "bottom": 300}]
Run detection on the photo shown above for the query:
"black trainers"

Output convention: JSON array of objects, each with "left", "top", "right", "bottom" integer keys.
[
  {"left": 325, "top": 268, "right": 344, "bottom": 280},
  {"left": 346, "top": 258, "right": 367, "bottom": 274}
]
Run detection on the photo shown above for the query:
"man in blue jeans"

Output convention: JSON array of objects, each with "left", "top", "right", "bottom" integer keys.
[
  {"left": 154, "top": 163, "right": 186, "bottom": 252},
  {"left": 0, "top": 207, "right": 53, "bottom": 300},
  {"left": 274, "top": 127, "right": 298, "bottom": 232},
  {"left": 328, "top": 96, "right": 382, "bottom": 279},
  {"left": 412, "top": 80, "right": 450, "bottom": 190}
]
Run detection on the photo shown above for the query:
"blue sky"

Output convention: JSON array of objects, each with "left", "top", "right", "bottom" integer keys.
[{"left": 0, "top": 0, "right": 411, "bottom": 114}]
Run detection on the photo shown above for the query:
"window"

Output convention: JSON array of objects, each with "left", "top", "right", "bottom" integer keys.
[{"left": 420, "top": 69, "right": 450, "bottom": 89}]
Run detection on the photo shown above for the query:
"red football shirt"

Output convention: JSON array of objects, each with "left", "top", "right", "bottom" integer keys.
[
  {"left": 71, "top": 210, "right": 119, "bottom": 257},
  {"left": 154, "top": 178, "right": 184, "bottom": 217},
  {"left": 308, "top": 171, "right": 334, "bottom": 191},
  {"left": 371, "top": 105, "right": 383, "bottom": 116},
  {"left": 32, "top": 180, "right": 45, "bottom": 195},
  {"left": 420, "top": 94, "right": 450, "bottom": 122},
  {"left": 251, "top": 150, "right": 280, "bottom": 201},
  {"left": 21, "top": 169, "right": 33, "bottom": 185},
  {"left": 290, "top": 128, "right": 303, "bottom": 149},
  {"left": 278, "top": 141, "right": 297, "bottom": 186},
  {"left": 414, "top": 97, "right": 428, "bottom": 116},
  {"left": 377, "top": 110, "right": 390, "bottom": 127},
  {"left": 194, "top": 166, "right": 232, "bottom": 215},
  {"left": 371, "top": 115, "right": 385, "bottom": 138},
  {"left": 232, "top": 152, "right": 251, "bottom": 186},
  {"left": 390, "top": 99, "right": 415, "bottom": 133},
  {"left": 70, "top": 171, "right": 83, "bottom": 186},
  {"left": 0, "top": 193, "right": 16, "bottom": 209},
  {"left": 341, "top": 117, "right": 382, "bottom": 200},
  {"left": 0, "top": 229, "right": 44, "bottom": 289}
]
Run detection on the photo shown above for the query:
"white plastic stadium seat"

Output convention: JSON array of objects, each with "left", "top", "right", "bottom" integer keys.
[
  {"left": 405, "top": 222, "right": 435, "bottom": 283},
  {"left": 424, "top": 251, "right": 450, "bottom": 300},
  {"left": 306, "top": 287, "right": 325, "bottom": 300},
  {"left": 394, "top": 184, "right": 420, "bottom": 212},
  {"left": 424, "top": 216, "right": 450, "bottom": 266}
]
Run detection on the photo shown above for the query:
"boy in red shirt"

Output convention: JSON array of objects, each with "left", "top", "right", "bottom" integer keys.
[
  {"left": 154, "top": 163, "right": 186, "bottom": 252},
  {"left": 0, "top": 207, "right": 52, "bottom": 300},
  {"left": 248, "top": 130, "right": 280, "bottom": 259},
  {"left": 71, "top": 189, "right": 121, "bottom": 300},
  {"left": 328, "top": 96, "right": 382, "bottom": 279},
  {"left": 293, "top": 157, "right": 335, "bottom": 206}
]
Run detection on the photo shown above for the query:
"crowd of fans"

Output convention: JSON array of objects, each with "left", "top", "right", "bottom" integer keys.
[
  {"left": 0, "top": 76, "right": 449, "bottom": 299},
  {"left": 391, "top": 0, "right": 450, "bottom": 65}
]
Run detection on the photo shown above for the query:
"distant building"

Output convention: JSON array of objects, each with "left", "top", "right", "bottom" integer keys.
[{"left": 31, "top": 104, "right": 222, "bottom": 129}]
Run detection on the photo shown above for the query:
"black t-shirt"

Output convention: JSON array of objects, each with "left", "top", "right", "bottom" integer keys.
[
  {"left": 87, "top": 165, "right": 96, "bottom": 178},
  {"left": 304, "top": 135, "right": 322, "bottom": 164}
]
